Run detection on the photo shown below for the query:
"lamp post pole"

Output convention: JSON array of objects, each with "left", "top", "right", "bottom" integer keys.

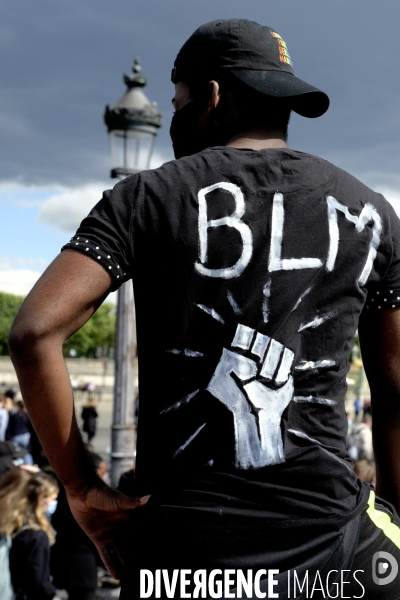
[
  {"left": 111, "top": 281, "right": 136, "bottom": 488},
  {"left": 104, "top": 58, "right": 162, "bottom": 487}
]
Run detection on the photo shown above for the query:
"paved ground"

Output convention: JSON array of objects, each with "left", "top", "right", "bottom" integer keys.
[
  {"left": 93, "top": 426, "right": 112, "bottom": 460},
  {"left": 95, "top": 590, "right": 120, "bottom": 599},
  {"left": 57, "top": 577, "right": 120, "bottom": 599}
]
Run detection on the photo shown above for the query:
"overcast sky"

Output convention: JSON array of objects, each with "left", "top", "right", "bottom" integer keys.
[{"left": 1, "top": 0, "right": 400, "bottom": 296}]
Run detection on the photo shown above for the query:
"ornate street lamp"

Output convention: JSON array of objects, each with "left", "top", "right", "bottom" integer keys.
[
  {"left": 104, "top": 58, "right": 162, "bottom": 487},
  {"left": 104, "top": 58, "right": 162, "bottom": 178}
]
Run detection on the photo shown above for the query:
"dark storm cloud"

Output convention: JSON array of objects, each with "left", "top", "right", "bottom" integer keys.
[{"left": 1, "top": 0, "right": 399, "bottom": 187}]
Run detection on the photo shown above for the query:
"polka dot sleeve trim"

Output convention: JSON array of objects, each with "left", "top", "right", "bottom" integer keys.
[
  {"left": 61, "top": 236, "right": 129, "bottom": 285},
  {"left": 365, "top": 287, "right": 400, "bottom": 310}
]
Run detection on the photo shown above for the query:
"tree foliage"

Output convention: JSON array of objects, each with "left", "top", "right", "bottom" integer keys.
[
  {"left": 0, "top": 291, "right": 115, "bottom": 357},
  {"left": 0, "top": 292, "right": 25, "bottom": 355},
  {"left": 63, "top": 303, "right": 116, "bottom": 358}
]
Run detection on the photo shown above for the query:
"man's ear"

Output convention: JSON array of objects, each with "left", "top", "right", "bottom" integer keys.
[{"left": 207, "top": 80, "right": 221, "bottom": 111}]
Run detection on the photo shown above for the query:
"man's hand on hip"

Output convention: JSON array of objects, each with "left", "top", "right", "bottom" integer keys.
[{"left": 66, "top": 480, "right": 150, "bottom": 579}]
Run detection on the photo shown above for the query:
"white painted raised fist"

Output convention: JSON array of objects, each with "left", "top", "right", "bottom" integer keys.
[{"left": 207, "top": 324, "right": 294, "bottom": 469}]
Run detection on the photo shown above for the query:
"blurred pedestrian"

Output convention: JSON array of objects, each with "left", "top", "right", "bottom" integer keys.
[
  {"left": 363, "top": 399, "right": 372, "bottom": 418},
  {"left": 354, "top": 397, "right": 361, "bottom": 422},
  {"left": 51, "top": 453, "right": 107, "bottom": 600},
  {"left": 0, "top": 471, "right": 59, "bottom": 600},
  {"left": 0, "top": 466, "right": 33, "bottom": 512},
  {"left": 346, "top": 412, "right": 358, "bottom": 462},
  {"left": 351, "top": 413, "right": 374, "bottom": 462},
  {"left": 0, "top": 467, "right": 32, "bottom": 600},
  {"left": 0, "top": 441, "right": 28, "bottom": 479},
  {"left": 6, "top": 400, "right": 33, "bottom": 465},
  {"left": 0, "top": 394, "right": 14, "bottom": 442},
  {"left": 81, "top": 397, "right": 98, "bottom": 443}
]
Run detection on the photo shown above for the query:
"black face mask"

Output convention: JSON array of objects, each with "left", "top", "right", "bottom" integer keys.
[{"left": 169, "top": 99, "right": 224, "bottom": 159}]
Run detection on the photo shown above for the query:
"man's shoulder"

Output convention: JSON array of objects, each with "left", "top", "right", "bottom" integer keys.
[
  {"left": 297, "top": 151, "right": 394, "bottom": 214},
  {"left": 139, "top": 152, "right": 210, "bottom": 182},
  {"left": 293, "top": 151, "right": 373, "bottom": 189},
  {"left": 133, "top": 148, "right": 391, "bottom": 214}
]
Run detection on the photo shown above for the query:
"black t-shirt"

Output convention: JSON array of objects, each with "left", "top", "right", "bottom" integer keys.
[{"left": 63, "top": 147, "right": 400, "bottom": 530}]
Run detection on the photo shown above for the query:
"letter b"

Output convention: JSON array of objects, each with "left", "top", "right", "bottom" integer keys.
[{"left": 195, "top": 182, "right": 253, "bottom": 279}]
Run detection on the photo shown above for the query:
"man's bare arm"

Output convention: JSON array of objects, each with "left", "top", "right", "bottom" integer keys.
[
  {"left": 359, "top": 308, "right": 400, "bottom": 511},
  {"left": 8, "top": 250, "right": 143, "bottom": 577},
  {"left": 9, "top": 250, "right": 112, "bottom": 491}
]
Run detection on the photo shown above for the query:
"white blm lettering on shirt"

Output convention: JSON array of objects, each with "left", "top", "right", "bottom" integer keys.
[{"left": 194, "top": 185, "right": 382, "bottom": 286}]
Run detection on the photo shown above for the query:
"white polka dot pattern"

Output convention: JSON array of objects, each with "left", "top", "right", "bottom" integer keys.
[
  {"left": 365, "top": 287, "right": 400, "bottom": 310},
  {"left": 62, "top": 236, "right": 129, "bottom": 287}
]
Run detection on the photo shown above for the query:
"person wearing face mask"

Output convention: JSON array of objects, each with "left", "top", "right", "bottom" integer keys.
[
  {"left": 8, "top": 18, "right": 400, "bottom": 599},
  {"left": 1, "top": 471, "right": 59, "bottom": 600}
]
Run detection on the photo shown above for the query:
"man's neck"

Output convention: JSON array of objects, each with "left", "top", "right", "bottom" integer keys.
[{"left": 225, "top": 130, "right": 287, "bottom": 151}]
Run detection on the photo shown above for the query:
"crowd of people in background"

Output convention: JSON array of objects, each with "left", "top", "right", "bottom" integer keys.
[
  {"left": 0, "top": 387, "right": 116, "bottom": 599},
  {"left": 0, "top": 384, "right": 375, "bottom": 599},
  {"left": 0, "top": 459, "right": 108, "bottom": 600}
]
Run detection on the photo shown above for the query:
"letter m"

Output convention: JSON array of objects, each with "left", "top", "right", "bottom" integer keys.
[{"left": 326, "top": 196, "right": 382, "bottom": 286}]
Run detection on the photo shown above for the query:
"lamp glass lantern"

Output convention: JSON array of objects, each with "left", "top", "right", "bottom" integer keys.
[{"left": 104, "top": 58, "right": 162, "bottom": 179}]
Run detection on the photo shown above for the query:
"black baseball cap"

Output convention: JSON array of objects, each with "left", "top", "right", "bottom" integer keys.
[{"left": 172, "top": 19, "right": 329, "bottom": 118}]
